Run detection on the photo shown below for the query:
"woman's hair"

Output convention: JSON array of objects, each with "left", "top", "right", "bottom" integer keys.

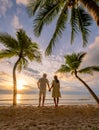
[{"left": 54, "top": 75, "right": 59, "bottom": 83}]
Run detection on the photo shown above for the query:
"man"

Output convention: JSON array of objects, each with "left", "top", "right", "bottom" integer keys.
[{"left": 37, "top": 73, "right": 50, "bottom": 107}]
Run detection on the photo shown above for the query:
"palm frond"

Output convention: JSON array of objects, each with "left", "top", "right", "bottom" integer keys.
[
  {"left": 78, "top": 66, "right": 99, "bottom": 74},
  {"left": 70, "top": 7, "right": 79, "bottom": 44},
  {"left": 78, "top": 67, "right": 93, "bottom": 74},
  {"left": 64, "top": 53, "right": 78, "bottom": 69},
  {"left": 91, "top": 66, "right": 99, "bottom": 71},
  {"left": 0, "top": 32, "right": 18, "bottom": 49},
  {"left": 56, "top": 65, "right": 71, "bottom": 73},
  {"left": 33, "top": 1, "right": 61, "bottom": 37},
  {"left": 45, "top": 3, "right": 68, "bottom": 55},
  {"left": 64, "top": 52, "right": 86, "bottom": 70},
  {"left": 27, "top": 0, "right": 63, "bottom": 16},
  {"left": 17, "top": 58, "right": 28, "bottom": 72},
  {"left": 32, "top": 53, "right": 42, "bottom": 62},
  {"left": 16, "top": 29, "right": 31, "bottom": 49},
  {"left": 77, "top": 7, "right": 92, "bottom": 47},
  {"left": 22, "top": 41, "right": 42, "bottom": 62},
  {"left": 77, "top": 52, "right": 86, "bottom": 60},
  {"left": 27, "top": 0, "right": 56, "bottom": 16},
  {"left": 16, "top": 29, "right": 42, "bottom": 62},
  {"left": 30, "top": 42, "right": 40, "bottom": 50},
  {"left": 25, "top": 48, "right": 41, "bottom": 62},
  {"left": 27, "top": 0, "right": 42, "bottom": 16},
  {"left": 77, "top": 52, "right": 86, "bottom": 67},
  {"left": 0, "top": 50, "right": 17, "bottom": 59}
]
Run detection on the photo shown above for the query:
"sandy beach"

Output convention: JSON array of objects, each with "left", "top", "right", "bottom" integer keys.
[{"left": 0, "top": 105, "right": 99, "bottom": 130}]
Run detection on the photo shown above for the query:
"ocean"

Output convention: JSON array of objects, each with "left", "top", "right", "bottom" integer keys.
[{"left": 0, "top": 92, "right": 96, "bottom": 106}]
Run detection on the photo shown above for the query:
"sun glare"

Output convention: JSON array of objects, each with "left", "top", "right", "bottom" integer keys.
[{"left": 17, "top": 79, "right": 25, "bottom": 90}]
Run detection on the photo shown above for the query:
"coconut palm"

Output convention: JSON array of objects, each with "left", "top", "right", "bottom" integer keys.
[
  {"left": 57, "top": 52, "right": 99, "bottom": 104},
  {"left": 27, "top": 0, "right": 99, "bottom": 55},
  {"left": 0, "top": 29, "right": 41, "bottom": 106}
]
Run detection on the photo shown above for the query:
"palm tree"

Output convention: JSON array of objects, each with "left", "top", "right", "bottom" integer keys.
[
  {"left": 0, "top": 29, "right": 41, "bottom": 106},
  {"left": 57, "top": 52, "right": 99, "bottom": 104},
  {"left": 27, "top": 0, "right": 99, "bottom": 55}
]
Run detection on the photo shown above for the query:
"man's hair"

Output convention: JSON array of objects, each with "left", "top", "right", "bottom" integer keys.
[{"left": 43, "top": 73, "right": 47, "bottom": 77}]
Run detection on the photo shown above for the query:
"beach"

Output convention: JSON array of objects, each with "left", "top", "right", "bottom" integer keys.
[{"left": 0, "top": 105, "right": 99, "bottom": 130}]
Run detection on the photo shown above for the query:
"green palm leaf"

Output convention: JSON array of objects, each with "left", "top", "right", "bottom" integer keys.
[
  {"left": 64, "top": 53, "right": 79, "bottom": 69},
  {"left": 27, "top": 0, "right": 42, "bottom": 16},
  {"left": 77, "top": 52, "right": 86, "bottom": 60},
  {"left": 78, "top": 66, "right": 99, "bottom": 74},
  {"left": 70, "top": 7, "right": 79, "bottom": 44},
  {"left": 77, "top": 7, "right": 92, "bottom": 47},
  {"left": 0, "top": 33, "right": 18, "bottom": 49},
  {"left": 33, "top": 1, "right": 61, "bottom": 37},
  {"left": 45, "top": 3, "right": 68, "bottom": 55},
  {"left": 27, "top": 0, "right": 51, "bottom": 16},
  {"left": 17, "top": 58, "right": 28, "bottom": 72},
  {"left": 57, "top": 65, "right": 71, "bottom": 73},
  {"left": 0, "top": 49, "right": 17, "bottom": 58},
  {"left": 16, "top": 29, "right": 31, "bottom": 49},
  {"left": 77, "top": 52, "right": 86, "bottom": 66}
]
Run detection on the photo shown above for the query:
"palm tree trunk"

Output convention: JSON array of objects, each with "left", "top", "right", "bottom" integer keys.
[
  {"left": 80, "top": 0, "right": 99, "bottom": 26},
  {"left": 75, "top": 72, "right": 99, "bottom": 104},
  {"left": 13, "top": 57, "right": 21, "bottom": 106}
]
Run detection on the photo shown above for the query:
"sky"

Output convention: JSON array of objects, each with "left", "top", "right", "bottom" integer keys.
[{"left": 0, "top": 0, "right": 99, "bottom": 97}]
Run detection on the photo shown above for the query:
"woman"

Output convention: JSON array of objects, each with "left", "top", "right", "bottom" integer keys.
[{"left": 50, "top": 75, "right": 61, "bottom": 107}]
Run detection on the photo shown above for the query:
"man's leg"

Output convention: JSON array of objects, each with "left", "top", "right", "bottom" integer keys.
[
  {"left": 42, "top": 91, "right": 46, "bottom": 106},
  {"left": 39, "top": 91, "right": 41, "bottom": 107},
  {"left": 42, "top": 95, "right": 45, "bottom": 106}
]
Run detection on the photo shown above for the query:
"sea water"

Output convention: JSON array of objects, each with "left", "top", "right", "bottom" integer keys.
[{"left": 0, "top": 92, "right": 96, "bottom": 106}]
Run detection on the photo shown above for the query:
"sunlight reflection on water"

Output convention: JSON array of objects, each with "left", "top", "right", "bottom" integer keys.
[
  {"left": 17, "top": 94, "right": 21, "bottom": 104},
  {"left": 0, "top": 93, "right": 96, "bottom": 106}
]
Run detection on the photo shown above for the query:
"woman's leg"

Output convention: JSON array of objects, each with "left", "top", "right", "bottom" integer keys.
[
  {"left": 57, "top": 97, "right": 59, "bottom": 106},
  {"left": 53, "top": 98, "right": 57, "bottom": 107}
]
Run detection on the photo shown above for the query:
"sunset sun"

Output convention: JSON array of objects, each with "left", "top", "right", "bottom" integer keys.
[{"left": 17, "top": 79, "right": 25, "bottom": 90}]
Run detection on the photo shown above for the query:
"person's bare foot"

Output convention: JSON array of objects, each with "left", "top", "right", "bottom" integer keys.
[{"left": 55, "top": 104, "right": 58, "bottom": 107}]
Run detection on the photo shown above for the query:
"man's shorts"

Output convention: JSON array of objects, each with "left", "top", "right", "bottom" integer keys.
[{"left": 39, "top": 90, "right": 46, "bottom": 97}]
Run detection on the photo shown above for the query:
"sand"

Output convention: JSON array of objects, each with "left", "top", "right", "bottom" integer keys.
[{"left": 0, "top": 105, "right": 99, "bottom": 130}]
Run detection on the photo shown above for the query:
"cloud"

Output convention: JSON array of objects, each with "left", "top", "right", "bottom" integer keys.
[
  {"left": 25, "top": 67, "right": 40, "bottom": 74},
  {"left": 0, "top": 0, "right": 13, "bottom": 16},
  {"left": 23, "top": 67, "right": 40, "bottom": 80},
  {"left": 0, "top": 88, "right": 12, "bottom": 94},
  {"left": 11, "top": 15, "right": 23, "bottom": 29},
  {"left": 81, "top": 36, "right": 99, "bottom": 67},
  {"left": 0, "top": 71, "right": 12, "bottom": 91},
  {"left": 16, "top": 0, "right": 28, "bottom": 6}
]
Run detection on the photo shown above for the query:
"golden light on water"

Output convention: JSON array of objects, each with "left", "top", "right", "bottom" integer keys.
[
  {"left": 17, "top": 94, "right": 21, "bottom": 104},
  {"left": 16, "top": 79, "right": 27, "bottom": 104}
]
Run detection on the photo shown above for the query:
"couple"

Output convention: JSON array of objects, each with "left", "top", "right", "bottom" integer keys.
[{"left": 37, "top": 73, "right": 61, "bottom": 107}]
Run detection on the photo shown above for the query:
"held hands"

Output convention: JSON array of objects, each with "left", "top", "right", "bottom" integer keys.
[{"left": 49, "top": 88, "right": 51, "bottom": 92}]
